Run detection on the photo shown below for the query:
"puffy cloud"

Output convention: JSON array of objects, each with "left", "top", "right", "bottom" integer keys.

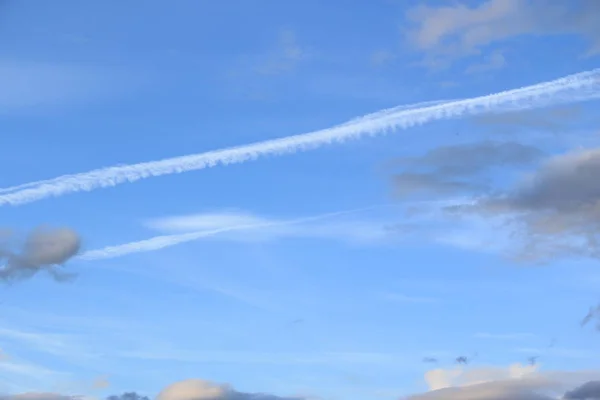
[
  {"left": 0, "top": 226, "right": 81, "bottom": 282},
  {"left": 156, "top": 379, "right": 304, "bottom": 400}
]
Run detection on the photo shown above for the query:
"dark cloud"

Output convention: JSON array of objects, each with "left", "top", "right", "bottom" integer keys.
[
  {"left": 564, "top": 380, "right": 600, "bottom": 399},
  {"left": 391, "top": 141, "right": 543, "bottom": 199},
  {"left": 447, "top": 147, "right": 600, "bottom": 261},
  {"left": 0, "top": 226, "right": 81, "bottom": 282}
]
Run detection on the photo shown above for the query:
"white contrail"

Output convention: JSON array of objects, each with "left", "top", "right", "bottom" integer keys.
[
  {"left": 0, "top": 99, "right": 453, "bottom": 197},
  {"left": 1, "top": 69, "right": 600, "bottom": 207},
  {"left": 77, "top": 206, "right": 381, "bottom": 261}
]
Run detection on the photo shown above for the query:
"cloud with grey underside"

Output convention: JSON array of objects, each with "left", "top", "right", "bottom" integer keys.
[
  {"left": 0, "top": 226, "right": 81, "bottom": 282},
  {"left": 404, "top": 378, "right": 600, "bottom": 400},
  {"left": 388, "top": 122, "right": 600, "bottom": 262},
  {"left": 446, "top": 147, "right": 600, "bottom": 262}
]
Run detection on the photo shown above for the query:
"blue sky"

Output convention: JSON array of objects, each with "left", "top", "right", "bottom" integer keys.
[{"left": 1, "top": 1, "right": 600, "bottom": 400}]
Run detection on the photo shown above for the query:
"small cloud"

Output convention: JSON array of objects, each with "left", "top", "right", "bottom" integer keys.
[
  {"left": 257, "top": 30, "right": 307, "bottom": 75},
  {"left": 0, "top": 226, "right": 81, "bottom": 282}
]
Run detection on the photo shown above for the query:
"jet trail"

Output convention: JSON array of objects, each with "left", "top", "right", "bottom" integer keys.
[
  {"left": 1, "top": 69, "right": 599, "bottom": 207},
  {"left": 77, "top": 206, "right": 380, "bottom": 261}
]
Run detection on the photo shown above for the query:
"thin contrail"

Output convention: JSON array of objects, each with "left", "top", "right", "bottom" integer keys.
[
  {"left": 77, "top": 206, "right": 381, "bottom": 261},
  {"left": 1, "top": 69, "right": 600, "bottom": 207}
]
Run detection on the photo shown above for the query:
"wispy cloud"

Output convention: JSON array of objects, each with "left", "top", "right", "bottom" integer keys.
[
  {"left": 79, "top": 206, "right": 390, "bottom": 261},
  {"left": 0, "top": 69, "right": 598, "bottom": 206},
  {"left": 257, "top": 30, "right": 307, "bottom": 75}
]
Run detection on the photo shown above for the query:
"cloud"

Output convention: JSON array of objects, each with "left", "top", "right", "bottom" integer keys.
[
  {"left": 257, "top": 30, "right": 307, "bottom": 75},
  {"left": 0, "top": 226, "right": 81, "bottom": 282},
  {"left": 406, "top": 364, "right": 600, "bottom": 400},
  {"left": 564, "top": 380, "right": 600, "bottom": 399},
  {"left": 1, "top": 68, "right": 598, "bottom": 207},
  {"left": 81, "top": 207, "right": 390, "bottom": 261},
  {"left": 391, "top": 141, "right": 543, "bottom": 198},
  {"left": 405, "top": 0, "right": 600, "bottom": 66},
  {"left": 447, "top": 147, "right": 600, "bottom": 261},
  {"left": 158, "top": 379, "right": 305, "bottom": 400}
]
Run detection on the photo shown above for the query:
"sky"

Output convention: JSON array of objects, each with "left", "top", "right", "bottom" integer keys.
[{"left": 1, "top": 1, "right": 600, "bottom": 400}]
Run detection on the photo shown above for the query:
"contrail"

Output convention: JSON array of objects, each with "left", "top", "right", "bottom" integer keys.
[
  {"left": 77, "top": 206, "right": 381, "bottom": 261},
  {"left": 1, "top": 69, "right": 599, "bottom": 207}
]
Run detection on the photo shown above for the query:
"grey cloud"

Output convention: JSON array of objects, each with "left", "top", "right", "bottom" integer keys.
[
  {"left": 405, "top": 0, "right": 600, "bottom": 66},
  {"left": 395, "top": 141, "right": 543, "bottom": 176},
  {"left": 564, "top": 380, "right": 600, "bottom": 399},
  {"left": 391, "top": 141, "right": 543, "bottom": 198},
  {"left": 0, "top": 226, "right": 81, "bottom": 282},
  {"left": 393, "top": 172, "right": 480, "bottom": 198},
  {"left": 447, "top": 147, "right": 600, "bottom": 261}
]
